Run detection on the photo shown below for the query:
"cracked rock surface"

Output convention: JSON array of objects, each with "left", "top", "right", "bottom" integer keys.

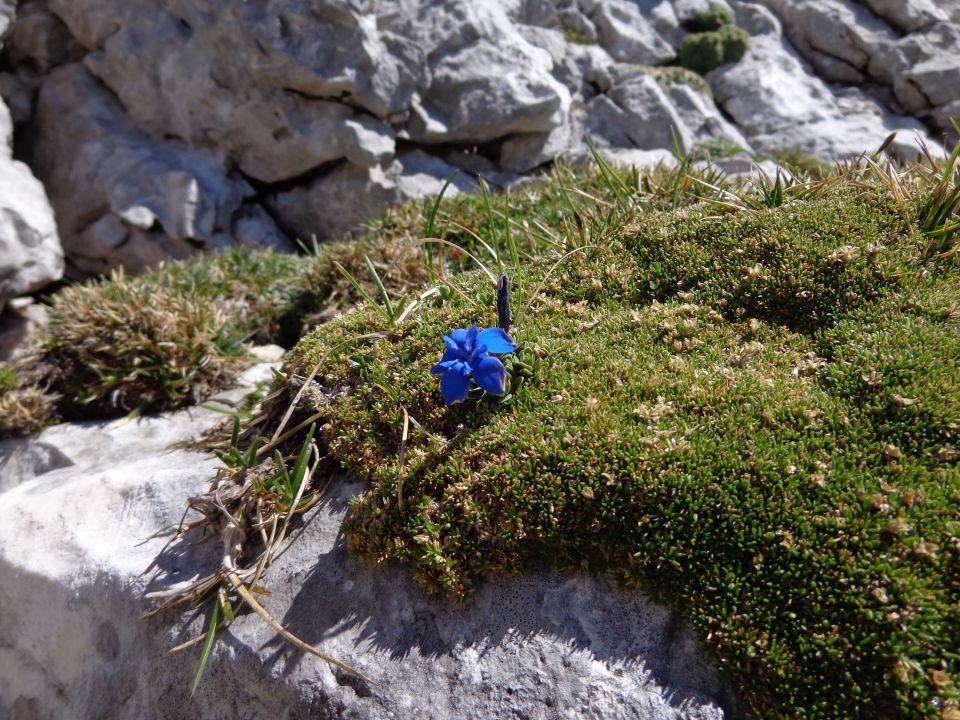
[
  {"left": 0, "top": 363, "right": 741, "bottom": 720},
  {"left": 0, "top": 0, "right": 955, "bottom": 287}
]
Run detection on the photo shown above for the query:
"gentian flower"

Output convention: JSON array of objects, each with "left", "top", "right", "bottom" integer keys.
[{"left": 431, "top": 326, "right": 517, "bottom": 405}]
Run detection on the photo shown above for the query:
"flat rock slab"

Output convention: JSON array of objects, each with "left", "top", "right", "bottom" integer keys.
[{"left": 0, "top": 366, "right": 739, "bottom": 720}]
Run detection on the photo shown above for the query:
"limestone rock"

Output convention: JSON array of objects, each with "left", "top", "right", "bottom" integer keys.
[
  {"left": 31, "top": 64, "right": 288, "bottom": 276},
  {"left": 586, "top": 71, "right": 695, "bottom": 153},
  {"left": 271, "top": 152, "right": 477, "bottom": 244},
  {"left": 2, "top": 1, "right": 84, "bottom": 72},
  {"left": 391, "top": 1, "right": 570, "bottom": 144},
  {"left": 666, "top": 83, "right": 753, "bottom": 153},
  {"left": 48, "top": 0, "right": 403, "bottom": 183},
  {"left": 0, "top": 72, "right": 35, "bottom": 124},
  {"left": 0, "top": 100, "right": 62, "bottom": 310},
  {"left": 860, "top": 0, "right": 949, "bottom": 33},
  {"left": 582, "top": 0, "right": 677, "bottom": 64},
  {"left": 710, "top": 3, "right": 941, "bottom": 163},
  {"left": 0, "top": 0, "right": 14, "bottom": 41},
  {"left": 755, "top": 0, "right": 960, "bottom": 131},
  {"left": 0, "top": 361, "right": 738, "bottom": 719},
  {"left": 0, "top": 296, "right": 49, "bottom": 362}
]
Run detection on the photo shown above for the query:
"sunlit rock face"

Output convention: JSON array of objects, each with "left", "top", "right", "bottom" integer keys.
[
  {"left": 0, "top": 363, "right": 738, "bottom": 719},
  {"left": 0, "top": 0, "right": 956, "bottom": 286}
]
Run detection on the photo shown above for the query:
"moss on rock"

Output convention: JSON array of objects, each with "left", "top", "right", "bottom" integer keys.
[
  {"left": 280, "top": 186, "right": 959, "bottom": 719},
  {"left": 678, "top": 24, "right": 750, "bottom": 76}
]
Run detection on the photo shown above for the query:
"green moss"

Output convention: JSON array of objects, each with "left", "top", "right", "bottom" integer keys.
[
  {"left": 770, "top": 148, "right": 832, "bottom": 178},
  {"left": 678, "top": 24, "right": 750, "bottom": 76},
  {"left": 281, "top": 186, "right": 959, "bottom": 719},
  {"left": 562, "top": 26, "right": 595, "bottom": 46},
  {"left": 0, "top": 364, "right": 16, "bottom": 394},
  {"left": 683, "top": 5, "right": 735, "bottom": 32},
  {"left": 648, "top": 65, "right": 713, "bottom": 97},
  {"left": 692, "top": 138, "right": 750, "bottom": 162}
]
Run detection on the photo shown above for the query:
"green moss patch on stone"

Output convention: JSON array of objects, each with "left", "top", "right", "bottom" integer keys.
[
  {"left": 678, "top": 24, "right": 750, "bottom": 76},
  {"left": 279, "top": 187, "right": 959, "bottom": 719},
  {"left": 648, "top": 65, "right": 714, "bottom": 97},
  {"left": 683, "top": 5, "right": 735, "bottom": 33}
]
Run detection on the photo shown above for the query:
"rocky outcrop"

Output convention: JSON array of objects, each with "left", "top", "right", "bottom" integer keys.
[
  {"left": 0, "top": 0, "right": 955, "bottom": 291},
  {"left": 0, "top": 362, "right": 740, "bottom": 720},
  {"left": 0, "top": 13, "right": 61, "bottom": 313},
  {"left": 755, "top": 0, "right": 960, "bottom": 132},
  {"left": 31, "top": 63, "right": 288, "bottom": 276},
  {"left": 711, "top": 2, "right": 936, "bottom": 162}
]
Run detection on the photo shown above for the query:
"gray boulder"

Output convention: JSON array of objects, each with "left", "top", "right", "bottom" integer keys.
[
  {"left": 32, "top": 64, "right": 290, "bottom": 277},
  {"left": 581, "top": 0, "right": 677, "bottom": 64},
  {"left": 387, "top": 0, "right": 571, "bottom": 144},
  {"left": 271, "top": 151, "right": 478, "bottom": 244},
  {"left": 755, "top": 0, "right": 960, "bottom": 131},
  {"left": 860, "top": 0, "right": 949, "bottom": 33},
  {"left": 0, "top": 97, "right": 62, "bottom": 311},
  {"left": 48, "top": 0, "right": 402, "bottom": 183},
  {"left": 0, "top": 362, "right": 739, "bottom": 719},
  {"left": 2, "top": 0, "right": 84, "bottom": 72},
  {"left": 711, "top": 3, "right": 942, "bottom": 162}
]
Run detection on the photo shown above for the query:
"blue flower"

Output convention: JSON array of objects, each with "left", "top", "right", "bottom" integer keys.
[{"left": 431, "top": 326, "right": 517, "bottom": 405}]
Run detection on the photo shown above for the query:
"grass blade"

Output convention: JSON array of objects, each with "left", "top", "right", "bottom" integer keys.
[
  {"left": 364, "top": 255, "right": 396, "bottom": 323},
  {"left": 190, "top": 597, "right": 221, "bottom": 696}
]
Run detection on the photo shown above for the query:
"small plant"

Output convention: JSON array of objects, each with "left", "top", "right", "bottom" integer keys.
[
  {"left": 691, "top": 138, "right": 749, "bottom": 162},
  {"left": 648, "top": 65, "right": 714, "bottom": 96},
  {"left": 431, "top": 326, "right": 517, "bottom": 405},
  {"left": 919, "top": 132, "right": 960, "bottom": 256},
  {"left": 682, "top": 4, "right": 734, "bottom": 32},
  {"left": 147, "top": 419, "right": 368, "bottom": 693},
  {"left": 677, "top": 24, "right": 750, "bottom": 75},
  {"left": 0, "top": 364, "right": 16, "bottom": 394},
  {"left": 334, "top": 255, "right": 401, "bottom": 326},
  {"left": 562, "top": 26, "right": 595, "bottom": 45}
]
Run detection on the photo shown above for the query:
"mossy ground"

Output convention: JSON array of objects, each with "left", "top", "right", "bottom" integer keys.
[
  {"left": 0, "top": 161, "right": 710, "bottom": 436},
  {"left": 7, "top": 142, "right": 960, "bottom": 718},
  {"left": 280, "top": 186, "right": 958, "bottom": 719}
]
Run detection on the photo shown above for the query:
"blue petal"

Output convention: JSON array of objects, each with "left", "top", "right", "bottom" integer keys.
[
  {"left": 470, "top": 355, "right": 507, "bottom": 395},
  {"left": 431, "top": 353, "right": 460, "bottom": 374},
  {"left": 476, "top": 327, "right": 517, "bottom": 355},
  {"left": 442, "top": 334, "right": 459, "bottom": 352},
  {"left": 439, "top": 364, "right": 471, "bottom": 405},
  {"left": 465, "top": 326, "right": 479, "bottom": 353},
  {"left": 449, "top": 328, "right": 471, "bottom": 349}
]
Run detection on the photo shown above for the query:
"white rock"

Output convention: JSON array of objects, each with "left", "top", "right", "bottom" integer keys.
[
  {"left": 0, "top": 362, "right": 737, "bottom": 719},
  {"left": 666, "top": 84, "right": 754, "bottom": 153},
  {"left": 271, "top": 152, "right": 477, "bottom": 243},
  {"left": 0, "top": 297, "right": 49, "bottom": 362},
  {"left": 0, "top": 0, "right": 14, "bottom": 40},
  {"left": 673, "top": 0, "right": 734, "bottom": 25},
  {"left": 586, "top": 71, "right": 695, "bottom": 153},
  {"left": 393, "top": 1, "right": 571, "bottom": 144},
  {"left": 757, "top": 0, "right": 893, "bottom": 82},
  {"left": 0, "top": 98, "right": 62, "bottom": 310},
  {"left": 755, "top": 0, "right": 960, "bottom": 129},
  {"left": 31, "top": 64, "right": 288, "bottom": 276},
  {"left": 583, "top": 0, "right": 676, "bottom": 64},
  {"left": 48, "top": 0, "right": 404, "bottom": 183},
  {"left": 711, "top": 3, "right": 944, "bottom": 162},
  {"left": 858, "top": 0, "right": 948, "bottom": 33}
]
